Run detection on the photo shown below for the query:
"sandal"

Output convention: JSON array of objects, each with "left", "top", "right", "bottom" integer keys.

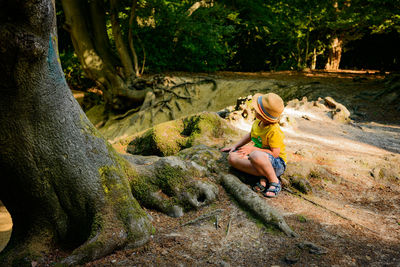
[
  {"left": 252, "top": 182, "right": 266, "bottom": 193},
  {"left": 262, "top": 182, "right": 282, "bottom": 198}
]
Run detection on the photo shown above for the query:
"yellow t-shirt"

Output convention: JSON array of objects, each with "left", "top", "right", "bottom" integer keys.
[{"left": 250, "top": 119, "right": 287, "bottom": 163}]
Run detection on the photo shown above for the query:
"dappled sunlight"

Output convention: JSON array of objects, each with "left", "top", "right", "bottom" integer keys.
[
  {"left": 83, "top": 49, "right": 103, "bottom": 70},
  {"left": 283, "top": 127, "right": 387, "bottom": 155},
  {"left": 231, "top": 106, "right": 397, "bottom": 155}
]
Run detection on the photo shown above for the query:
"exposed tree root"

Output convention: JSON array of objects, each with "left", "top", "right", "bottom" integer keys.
[
  {"left": 123, "top": 154, "right": 219, "bottom": 218},
  {"left": 220, "top": 173, "right": 297, "bottom": 237},
  {"left": 61, "top": 211, "right": 150, "bottom": 265},
  {"left": 110, "top": 75, "right": 217, "bottom": 124},
  {"left": 181, "top": 209, "right": 224, "bottom": 226}
]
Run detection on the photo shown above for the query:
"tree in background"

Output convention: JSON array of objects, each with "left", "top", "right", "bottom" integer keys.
[
  {"left": 57, "top": 0, "right": 400, "bottom": 93},
  {"left": 319, "top": 0, "right": 400, "bottom": 70},
  {"left": 58, "top": 0, "right": 232, "bottom": 112}
]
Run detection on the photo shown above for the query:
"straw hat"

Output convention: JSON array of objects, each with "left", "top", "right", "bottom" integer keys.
[{"left": 252, "top": 93, "right": 284, "bottom": 123}]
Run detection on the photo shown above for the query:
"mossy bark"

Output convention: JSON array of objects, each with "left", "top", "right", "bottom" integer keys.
[
  {"left": 123, "top": 154, "right": 219, "bottom": 218},
  {"left": 128, "top": 112, "right": 241, "bottom": 156},
  {"left": 0, "top": 1, "right": 151, "bottom": 265}
]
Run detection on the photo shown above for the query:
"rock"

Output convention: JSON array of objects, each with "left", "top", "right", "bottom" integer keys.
[
  {"left": 297, "top": 241, "right": 328, "bottom": 255},
  {"left": 284, "top": 249, "right": 301, "bottom": 264},
  {"left": 128, "top": 112, "right": 241, "bottom": 156},
  {"left": 286, "top": 98, "right": 301, "bottom": 109},
  {"left": 324, "top": 96, "right": 351, "bottom": 123},
  {"left": 219, "top": 260, "right": 231, "bottom": 267},
  {"left": 370, "top": 168, "right": 381, "bottom": 179},
  {"left": 324, "top": 96, "right": 339, "bottom": 108}
]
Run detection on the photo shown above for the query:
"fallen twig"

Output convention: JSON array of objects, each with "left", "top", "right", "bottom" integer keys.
[
  {"left": 181, "top": 209, "right": 224, "bottom": 226},
  {"left": 225, "top": 217, "right": 232, "bottom": 237}
]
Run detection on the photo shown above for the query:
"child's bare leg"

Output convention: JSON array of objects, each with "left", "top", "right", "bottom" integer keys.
[
  {"left": 227, "top": 152, "right": 261, "bottom": 176},
  {"left": 248, "top": 151, "right": 279, "bottom": 197}
]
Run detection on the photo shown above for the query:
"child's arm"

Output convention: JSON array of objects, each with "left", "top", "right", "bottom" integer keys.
[{"left": 221, "top": 133, "right": 251, "bottom": 152}]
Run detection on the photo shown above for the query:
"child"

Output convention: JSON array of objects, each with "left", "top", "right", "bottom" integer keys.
[{"left": 221, "top": 93, "right": 287, "bottom": 198}]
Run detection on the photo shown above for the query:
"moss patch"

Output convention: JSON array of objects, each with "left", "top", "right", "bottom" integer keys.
[{"left": 127, "top": 112, "right": 241, "bottom": 157}]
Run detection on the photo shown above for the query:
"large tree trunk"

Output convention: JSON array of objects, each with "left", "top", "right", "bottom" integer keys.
[
  {"left": 61, "top": 0, "right": 149, "bottom": 109},
  {"left": 0, "top": 1, "right": 151, "bottom": 265},
  {"left": 325, "top": 36, "right": 343, "bottom": 70}
]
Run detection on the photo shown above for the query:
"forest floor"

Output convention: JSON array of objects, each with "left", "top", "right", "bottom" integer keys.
[{"left": 1, "top": 70, "right": 400, "bottom": 266}]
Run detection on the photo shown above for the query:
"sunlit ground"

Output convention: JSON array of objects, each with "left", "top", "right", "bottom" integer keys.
[{"left": 0, "top": 203, "right": 12, "bottom": 252}]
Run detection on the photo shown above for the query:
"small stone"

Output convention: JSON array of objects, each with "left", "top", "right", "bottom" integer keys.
[
  {"left": 366, "top": 255, "right": 371, "bottom": 260},
  {"left": 111, "top": 259, "right": 116, "bottom": 263},
  {"left": 297, "top": 241, "right": 328, "bottom": 255},
  {"left": 219, "top": 260, "right": 231, "bottom": 267},
  {"left": 285, "top": 250, "right": 300, "bottom": 264},
  {"left": 370, "top": 168, "right": 380, "bottom": 179}
]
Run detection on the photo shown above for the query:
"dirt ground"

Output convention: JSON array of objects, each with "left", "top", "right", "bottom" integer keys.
[
  {"left": 1, "top": 71, "right": 400, "bottom": 266},
  {"left": 86, "top": 71, "right": 400, "bottom": 267}
]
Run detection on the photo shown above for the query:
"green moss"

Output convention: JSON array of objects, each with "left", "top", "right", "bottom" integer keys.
[
  {"left": 98, "top": 160, "right": 148, "bottom": 237},
  {"left": 128, "top": 112, "right": 240, "bottom": 157},
  {"left": 297, "top": 214, "right": 307, "bottom": 223},
  {"left": 130, "top": 174, "right": 158, "bottom": 206},
  {"left": 155, "top": 164, "right": 188, "bottom": 196}
]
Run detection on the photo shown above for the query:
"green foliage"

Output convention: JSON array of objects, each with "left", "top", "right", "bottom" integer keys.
[
  {"left": 128, "top": 0, "right": 234, "bottom": 72},
  {"left": 59, "top": 51, "right": 94, "bottom": 91},
  {"left": 57, "top": 0, "right": 400, "bottom": 79}
]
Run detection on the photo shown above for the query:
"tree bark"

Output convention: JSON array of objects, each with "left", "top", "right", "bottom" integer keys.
[
  {"left": 325, "top": 37, "right": 343, "bottom": 71},
  {"left": 110, "top": 0, "right": 135, "bottom": 82},
  {"left": 0, "top": 1, "right": 151, "bottom": 265},
  {"left": 61, "top": 0, "right": 147, "bottom": 109},
  {"left": 128, "top": 0, "right": 141, "bottom": 77},
  {"left": 311, "top": 47, "right": 317, "bottom": 70}
]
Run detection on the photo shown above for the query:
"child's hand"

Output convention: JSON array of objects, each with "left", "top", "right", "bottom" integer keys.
[
  {"left": 220, "top": 146, "right": 237, "bottom": 153},
  {"left": 237, "top": 145, "right": 257, "bottom": 155}
]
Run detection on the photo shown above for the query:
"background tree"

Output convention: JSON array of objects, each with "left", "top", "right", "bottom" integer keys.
[{"left": 56, "top": 0, "right": 400, "bottom": 103}]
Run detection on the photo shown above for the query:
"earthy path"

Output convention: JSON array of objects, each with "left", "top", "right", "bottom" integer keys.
[{"left": 85, "top": 71, "right": 400, "bottom": 266}]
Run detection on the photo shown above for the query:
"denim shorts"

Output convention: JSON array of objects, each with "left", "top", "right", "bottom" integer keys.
[{"left": 265, "top": 153, "right": 286, "bottom": 177}]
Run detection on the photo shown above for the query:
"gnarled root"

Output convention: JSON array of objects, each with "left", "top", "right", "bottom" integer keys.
[
  {"left": 123, "top": 154, "right": 219, "bottom": 218},
  {"left": 221, "top": 173, "right": 297, "bottom": 237}
]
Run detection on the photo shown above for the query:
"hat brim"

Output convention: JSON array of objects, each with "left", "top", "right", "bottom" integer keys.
[{"left": 252, "top": 93, "right": 279, "bottom": 123}]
